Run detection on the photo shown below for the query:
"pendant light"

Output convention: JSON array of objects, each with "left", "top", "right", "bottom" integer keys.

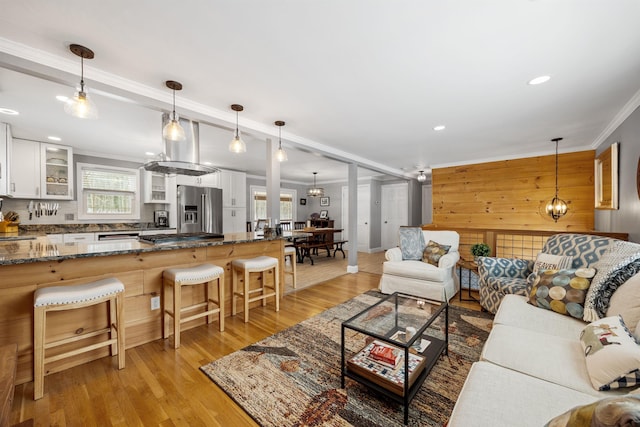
[
  {"left": 65, "top": 44, "right": 98, "bottom": 119},
  {"left": 162, "top": 81, "right": 186, "bottom": 142},
  {"left": 275, "top": 120, "right": 287, "bottom": 162},
  {"left": 545, "top": 137, "right": 568, "bottom": 222},
  {"left": 229, "top": 104, "right": 246, "bottom": 153},
  {"left": 307, "top": 172, "right": 324, "bottom": 197},
  {"left": 417, "top": 170, "right": 427, "bottom": 182}
]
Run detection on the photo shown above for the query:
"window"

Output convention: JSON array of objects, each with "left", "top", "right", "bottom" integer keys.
[
  {"left": 250, "top": 186, "right": 297, "bottom": 223},
  {"left": 77, "top": 163, "right": 140, "bottom": 220}
]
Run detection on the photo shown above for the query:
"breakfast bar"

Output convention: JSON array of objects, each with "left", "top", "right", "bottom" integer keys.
[{"left": 0, "top": 232, "right": 285, "bottom": 385}]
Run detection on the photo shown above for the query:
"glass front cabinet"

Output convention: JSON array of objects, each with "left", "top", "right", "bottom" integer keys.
[{"left": 41, "top": 143, "right": 73, "bottom": 200}]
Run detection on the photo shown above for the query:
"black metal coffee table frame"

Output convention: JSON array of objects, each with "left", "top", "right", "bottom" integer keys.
[{"left": 341, "top": 292, "right": 448, "bottom": 425}]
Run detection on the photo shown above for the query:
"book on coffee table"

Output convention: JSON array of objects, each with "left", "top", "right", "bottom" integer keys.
[{"left": 347, "top": 340, "right": 426, "bottom": 396}]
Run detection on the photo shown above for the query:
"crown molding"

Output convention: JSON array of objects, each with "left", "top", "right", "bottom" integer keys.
[{"left": 590, "top": 87, "right": 640, "bottom": 150}]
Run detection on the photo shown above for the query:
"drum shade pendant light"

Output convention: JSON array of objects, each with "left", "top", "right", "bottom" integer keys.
[
  {"left": 417, "top": 170, "right": 427, "bottom": 182},
  {"left": 307, "top": 172, "right": 324, "bottom": 197},
  {"left": 65, "top": 44, "right": 98, "bottom": 119},
  {"left": 545, "top": 137, "right": 568, "bottom": 222},
  {"left": 229, "top": 104, "right": 246, "bottom": 153},
  {"left": 275, "top": 121, "right": 287, "bottom": 162},
  {"left": 162, "top": 81, "right": 186, "bottom": 142}
]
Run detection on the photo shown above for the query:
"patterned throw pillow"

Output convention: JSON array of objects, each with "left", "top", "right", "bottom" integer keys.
[
  {"left": 527, "top": 268, "right": 597, "bottom": 319},
  {"left": 398, "top": 227, "right": 425, "bottom": 260},
  {"left": 422, "top": 240, "right": 451, "bottom": 266},
  {"left": 532, "top": 252, "right": 574, "bottom": 273},
  {"left": 579, "top": 315, "right": 640, "bottom": 391},
  {"left": 545, "top": 394, "right": 640, "bottom": 427}
]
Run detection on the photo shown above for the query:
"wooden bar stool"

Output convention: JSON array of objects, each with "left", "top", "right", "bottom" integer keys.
[
  {"left": 231, "top": 256, "right": 279, "bottom": 322},
  {"left": 163, "top": 264, "right": 225, "bottom": 349},
  {"left": 284, "top": 245, "right": 297, "bottom": 289},
  {"left": 33, "top": 277, "right": 125, "bottom": 400}
]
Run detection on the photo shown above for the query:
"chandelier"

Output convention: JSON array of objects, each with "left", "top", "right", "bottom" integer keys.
[
  {"left": 545, "top": 137, "right": 568, "bottom": 222},
  {"left": 307, "top": 172, "right": 324, "bottom": 197}
]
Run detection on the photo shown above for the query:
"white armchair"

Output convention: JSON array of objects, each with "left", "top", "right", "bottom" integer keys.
[{"left": 378, "top": 230, "right": 460, "bottom": 302}]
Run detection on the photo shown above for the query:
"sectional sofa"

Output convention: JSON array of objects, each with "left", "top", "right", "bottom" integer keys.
[{"left": 448, "top": 233, "right": 640, "bottom": 426}]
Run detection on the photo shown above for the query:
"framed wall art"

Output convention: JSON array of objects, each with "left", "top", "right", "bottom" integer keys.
[
  {"left": 320, "top": 197, "right": 330, "bottom": 207},
  {"left": 595, "top": 142, "right": 619, "bottom": 210}
]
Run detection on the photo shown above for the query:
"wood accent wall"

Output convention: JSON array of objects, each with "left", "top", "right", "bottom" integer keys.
[
  {"left": 0, "top": 240, "right": 283, "bottom": 386},
  {"left": 432, "top": 150, "right": 595, "bottom": 231}
]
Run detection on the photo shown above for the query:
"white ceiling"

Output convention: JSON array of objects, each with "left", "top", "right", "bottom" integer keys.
[{"left": 1, "top": 1, "right": 640, "bottom": 185}]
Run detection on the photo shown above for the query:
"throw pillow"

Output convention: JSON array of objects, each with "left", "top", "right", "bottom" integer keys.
[
  {"left": 422, "top": 240, "right": 451, "bottom": 266},
  {"left": 579, "top": 315, "right": 640, "bottom": 391},
  {"left": 583, "top": 240, "right": 640, "bottom": 322},
  {"left": 545, "top": 394, "right": 640, "bottom": 427},
  {"left": 527, "top": 267, "right": 597, "bottom": 319},
  {"left": 398, "top": 227, "right": 425, "bottom": 261},
  {"left": 532, "top": 252, "right": 574, "bottom": 273}
]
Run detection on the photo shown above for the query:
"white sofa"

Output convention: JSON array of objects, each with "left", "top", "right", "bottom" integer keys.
[
  {"left": 449, "top": 264, "right": 640, "bottom": 426},
  {"left": 378, "top": 230, "right": 460, "bottom": 302}
]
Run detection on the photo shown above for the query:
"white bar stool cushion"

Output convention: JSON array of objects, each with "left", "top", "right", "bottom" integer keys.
[
  {"left": 164, "top": 264, "right": 224, "bottom": 286},
  {"left": 232, "top": 256, "right": 278, "bottom": 271},
  {"left": 34, "top": 277, "right": 124, "bottom": 307},
  {"left": 284, "top": 246, "right": 296, "bottom": 255}
]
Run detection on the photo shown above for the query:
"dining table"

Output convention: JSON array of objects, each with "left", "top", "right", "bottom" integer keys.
[{"left": 284, "top": 228, "right": 344, "bottom": 264}]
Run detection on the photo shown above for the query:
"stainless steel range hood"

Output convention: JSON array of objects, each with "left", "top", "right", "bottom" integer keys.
[{"left": 143, "top": 114, "right": 218, "bottom": 176}]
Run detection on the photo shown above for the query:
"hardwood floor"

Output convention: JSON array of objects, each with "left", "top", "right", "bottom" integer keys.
[{"left": 9, "top": 272, "right": 481, "bottom": 427}]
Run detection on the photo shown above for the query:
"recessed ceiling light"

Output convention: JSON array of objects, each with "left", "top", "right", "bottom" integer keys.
[
  {"left": 203, "top": 161, "right": 212, "bottom": 166},
  {"left": 433, "top": 125, "right": 446, "bottom": 131},
  {"left": 0, "top": 108, "right": 19, "bottom": 115},
  {"left": 145, "top": 152, "right": 155, "bottom": 156},
  {"left": 56, "top": 95, "right": 69, "bottom": 102},
  {"left": 47, "top": 136, "right": 62, "bottom": 141},
  {"left": 528, "top": 75, "right": 551, "bottom": 85}
]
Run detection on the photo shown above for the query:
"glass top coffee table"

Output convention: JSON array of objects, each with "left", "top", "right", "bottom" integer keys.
[{"left": 341, "top": 292, "right": 448, "bottom": 425}]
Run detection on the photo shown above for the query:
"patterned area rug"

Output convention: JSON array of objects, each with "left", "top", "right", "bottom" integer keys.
[{"left": 201, "top": 291, "right": 494, "bottom": 426}]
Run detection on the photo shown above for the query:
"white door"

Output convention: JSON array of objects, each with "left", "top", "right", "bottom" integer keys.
[
  {"left": 381, "top": 182, "right": 408, "bottom": 250},
  {"left": 341, "top": 184, "right": 370, "bottom": 252}
]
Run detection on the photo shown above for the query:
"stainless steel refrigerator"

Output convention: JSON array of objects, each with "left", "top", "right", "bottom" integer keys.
[{"left": 177, "top": 185, "right": 223, "bottom": 234}]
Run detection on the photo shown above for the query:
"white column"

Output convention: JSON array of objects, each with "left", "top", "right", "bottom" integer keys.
[
  {"left": 347, "top": 162, "right": 358, "bottom": 273},
  {"left": 265, "top": 137, "right": 281, "bottom": 225}
]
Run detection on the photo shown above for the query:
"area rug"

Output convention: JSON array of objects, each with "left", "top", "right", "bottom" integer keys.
[{"left": 200, "top": 291, "right": 493, "bottom": 426}]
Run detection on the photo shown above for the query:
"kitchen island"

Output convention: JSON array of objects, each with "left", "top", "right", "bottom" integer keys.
[{"left": 0, "top": 232, "right": 284, "bottom": 385}]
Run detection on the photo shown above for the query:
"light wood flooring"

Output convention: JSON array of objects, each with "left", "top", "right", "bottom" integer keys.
[{"left": 9, "top": 268, "right": 481, "bottom": 427}]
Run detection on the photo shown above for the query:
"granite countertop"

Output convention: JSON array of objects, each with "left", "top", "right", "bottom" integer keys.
[
  {"left": 0, "top": 232, "right": 282, "bottom": 266},
  {"left": 17, "top": 223, "right": 174, "bottom": 234}
]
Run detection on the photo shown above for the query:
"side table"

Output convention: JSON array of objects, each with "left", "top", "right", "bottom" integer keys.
[{"left": 456, "top": 259, "right": 479, "bottom": 302}]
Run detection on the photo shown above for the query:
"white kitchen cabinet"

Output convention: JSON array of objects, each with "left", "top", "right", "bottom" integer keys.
[
  {"left": 63, "top": 233, "right": 96, "bottom": 243},
  {"left": 41, "top": 143, "right": 73, "bottom": 200},
  {"left": 0, "top": 123, "right": 11, "bottom": 196},
  {"left": 219, "top": 169, "right": 246, "bottom": 208},
  {"left": 223, "top": 207, "right": 247, "bottom": 234},
  {"left": 9, "top": 139, "right": 40, "bottom": 198},
  {"left": 46, "top": 234, "right": 64, "bottom": 244},
  {"left": 142, "top": 170, "right": 176, "bottom": 203},
  {"left": 176, "top": 171, "right": 219, "bottom": 188}
]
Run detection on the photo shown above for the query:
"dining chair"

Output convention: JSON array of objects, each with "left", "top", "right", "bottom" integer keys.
[{"left": 280, "top": 221, "right": 292, "bottom": 231}]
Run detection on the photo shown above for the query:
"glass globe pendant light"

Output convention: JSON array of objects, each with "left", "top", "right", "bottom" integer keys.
[
  {"left": 417, "top": 170, "right": 427, "bottom": 182},
  {"left": 545, "top": 137, "right": 568, "bottom": 222},
  {"left": 162, "top": 81, "right": 186, "bottom": 142},
  {"left": 275, "top": 120, "right": 287, "bottom": 162},
  {"left": 65, "top": 44, "right": 98, "bottom": 119},
  {"left": 229, "top": 104, "right": 246, "bottom": 153}
]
